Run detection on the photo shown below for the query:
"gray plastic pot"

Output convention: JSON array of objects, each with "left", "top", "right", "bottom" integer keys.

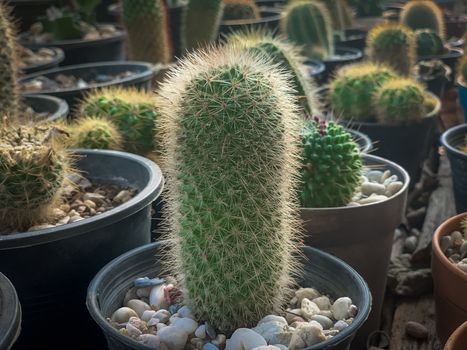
[
  {"left": 320, "top": 47, "right": 363, "bottom": 83},
  {"left": 345, "top": 127, "right": 373, "bottom": 153},
  {"left": 0, "top": 273, "right": 21, "bottom": 350},
  {"left": 23, "top": 94, "right": 69, "bottom": 122},
  {"left": 0, "top": 150, "right": 163, "bottom": 350},
  {"left": 301, "top": 153, "right": 409, "bottom": 350},
  {"left": 21, "top": 61, "right": 154, "bottom": 110},
  {"left": 87, "top": 241, "right": 371, "bottom": 350}
]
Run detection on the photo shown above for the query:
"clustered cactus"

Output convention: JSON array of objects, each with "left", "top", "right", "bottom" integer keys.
[
  {"left": 415, "top": 29, "right": 445, "bottom": 57},
  {"left": 374, "top": 78, "right": 427, "bottom": 123},
  {"left": 400, "top": 0, "right": 445, "bottom": 39},
  {"left": 0, "top": 2, "right": 19, "bottom": 120},
  {"left": 71, "top": 116, "right": 123, "bottom": 150},
  {"left": 122, "top": 0, "right": 172, "bottom": 64},
  {"left": 281, "top": 0, "right": 334, "bottom": 59},
  {"left": 158, "top": 45, "right": 302, "bottom": 332},
  {"left": 226, "top": 29, "right": 319, "bottom": 113},
  {"left": 367, "top": 22, "right": 416, "bottom": 76},
  {"left": 0, "top": 120, "right": 72, "bottom": 231},
  {"left": 222, "top": 0, "right": 260, "bottom": 20},
  {"left": 300, "top": 116, "right": 363, "bottom": 208},
  {"left": 79, "top": 87, "right": 159, "bottom": 156},
  {"left": 185, "top": 0, "right": 223, "bottom": 50},
  {"left": 330, "top": 62, "right": 397, "bottom": 121}
]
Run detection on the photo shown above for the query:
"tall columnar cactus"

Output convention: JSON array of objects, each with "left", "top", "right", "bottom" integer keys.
[
  {"left": 367, "top": 22, "right": 417, "bottom": 76},
  {"left": 330, "top": 62, "right": 397, "bottom": 121},
  {"left": 122, "top": 0, "right": 172, "bottom": 64},
  {"left": 0, "top": 121, "right": 72, "bottom": 231},
  {"left": 300, "top": 117, "right": 362, "bottom": 208},
  {"left": 415, "top": 29, "right": 445, "bottom": 57},
  {"left": 458, "top": 55, "right": 467, "bottom": 83},
  {"left": 320, "top": 0, "right": 355, "bottom": 33},
  {"left": 222, "top": 0, "right": 260, "bottom": 20},
  {"left": 400, "top": 0, "right": 445, "bottom": 39},
  {"left": 374, "top": 78, "right": 427, "bottom": 123},
  {"left": 0, "top": 2, "right": 19, "bottom": 120},
  {"left": 185, "top": 0, "right": 223, "bottom": 51},
  {"left": 71, "top": 116, "right": 123, "bottom": 150},
  {"left": 281, "top": 0, "right": 334, "bottom": 59},
  {"left": 226, "top": 29, "right": 320, "bottom": 114},
  {"left": 79, "top": 87, "right": 159, "bottom": 155},
  {"left": 158, "top": 45, "right": 302, "bottom": 332}
]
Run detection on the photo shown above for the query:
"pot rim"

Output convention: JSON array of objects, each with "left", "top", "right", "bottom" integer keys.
[
  {"left": 86, "top": 241, "right": 372, "bottom": 350},
  {"left": 417, "top": 47, "right": 464, "bottom": 62},
  {"left": 440, "top": 123, "right": 467, "bottom": 159},
  {"left": 0, "top": 149, "right": 164, "bottom": 250},
  {"left": 300, "top": 153, "right": 409, "bottom": 211},
  {"left": 220, "top": 7, "right": 283, "bottom": 26},
  {"left": 432, "top": 212, "right": 467, "bottom": 281},
  {"left": 22, "top": 47, "right": 64, "bottom": 72},
  {"left": 20, "top": 61, "right": 155, "bottom": 95},
  {"left": 323, "top": 46, "right": 363, "bottom": 63},
  {"left": 0, "top": 272, "right": 21, "bottom": 350},
  {"left": 23, "top": 94, "right": 69, "bottom": 122},
  {"left": 445, "top": 321, "right": 467, "bottom": 349},
  {"left": 304, "top": 58, "right": 326, "bottom": 78}
]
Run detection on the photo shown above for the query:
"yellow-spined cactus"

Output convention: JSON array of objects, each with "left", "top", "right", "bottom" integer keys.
[{"left": 71, "top": 116, "right": 123, "bottom": 150}]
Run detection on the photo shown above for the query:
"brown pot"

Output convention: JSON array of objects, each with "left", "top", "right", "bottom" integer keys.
[
  {"left": 445, "top": 321, "right": 467, "bottom": 350},
  {"left": 432, "top": 212, "right": 467, "bottom": 345}
]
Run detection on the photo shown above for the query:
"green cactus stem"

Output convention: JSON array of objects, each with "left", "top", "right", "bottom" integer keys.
[
  {"left": 400, "top": 0, "right": 445, "bottom": 39},
  {"left": 281, "top": 0, "right": 334, "bottom": 59},
  {"left": 300, "top": 116, "right": 363, "bottom": 208},
  {"left": 415, "top": 29, "right": 445, "bottom": 57},
  {"left": 185, "top": 0, "right": 223, "bottom": 51},
  {"left": 158, "top": 45, "right": 302, "bottom": 333},
  {"left": 71, "top": 116, "right": 123, "bottom": 150},
  {"left": 222, "top": 0, "right": 260, "bottom": 20}
]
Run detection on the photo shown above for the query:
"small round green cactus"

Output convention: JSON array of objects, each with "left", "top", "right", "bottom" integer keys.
[
  {"left": 367, "top": 22, "right": 417, "bottom": 76},
  {"left": 300, "top": 116, "right": 363, "bottom": 208},
  {"left": 79, "top": 87, "right": 159, "bottom": 155},
  {"left": 400, "top": 0, "right": 445, "bottom": 39},
  {"left": 330, "top": 62, "right": 397, "bottom": 121},
  {"left": 0, "top": 121, "right": 72, "bottom": 231},
  {"left": 374, "top": 78, "right": 427, "bottom": 124},
  {"left": 281, "top": 0, "right": 334, "bottom": 59},
  {"left": 158, "top": 45, "right": 302, "bottom": 332},
  {"left": 416, "top": 29, "right": 445, "bottom": 57},
  {"left": 458, "top": 55, "right": 467, "bottom": 84},
  {"left": 222, "top": 0, "right": 260, "bottom": 20},
  {"left": 71, "top": 116, "right": 123, "bottom": 150},
  {"left": 225, "top": 29, "right": 320, "bottom": 114}
]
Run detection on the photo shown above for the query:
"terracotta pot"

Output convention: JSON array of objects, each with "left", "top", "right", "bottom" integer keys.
[
  {"left": 445, "top": 321, "right": 467, "bottom": 350},
  {"left": 432, "top": 212, "right": 467, "bottom": 345}
]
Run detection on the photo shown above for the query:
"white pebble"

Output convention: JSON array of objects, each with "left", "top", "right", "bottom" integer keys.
[
  {"left": 253, "top": 318, "right": 289, "bottom": 344},
  {"left": 310, "top": 315, "right": 333, "bottom": 329},
  {"left": 457, "top": 259, "right": 467, "bottom": 273},
  {"left": 288, "top": 322, "right": 326, "bottom": 350},
  {"left": 365, "top": 170, "right": 383, "bottom": 183},
  {"left": 381, "top": 170, "right": 391, "bottom": 182},
  {"left": 333, "top": 320, "right": 349, "bottom": 331},
  {"left": 138, "top": 334, "right": 161, "bottom": 348},
  {"left": 178, "top": 306, "right": 195, "bottom": 320},
  {"left": 285, "top": 309, "right": 302, "bottom": 323},
  {"left": 361, "top": 182, "right": 386, "bottom": 195},
  {"left": 141, "top": 310, "right": 156, "bottom": 322},
  {"left": 294, "top": 288, "right": 320, "bottom": 305},
  {"left": 158, "top": 326, "right": 189, "bottom": 350},
  {"left": 225, "top": 328, "right": 267, "bottom": 350},
  {"left": 126, "top": 299, "right": 151, "bottom": 317},
  {"left": 358, "top": 194, "right": 388, "bottom": 204},
  {"left": 111, "top": 307, "right": 138, "bottom": 323},
  {"left": 331, "top": 297, "right": 352, "bottom": 320},
  {"left": 154, "top": 309, "right": 171, "bottom": 323},
  {"left": 172, "top": 317, "right": 198, "bottom": 334},
  {"left": 212, "top": 334, "right": 227, "bottom": 347},
  {"left": 383, "top": 175, "right": 398, "bottom": 186},
  {"left": 312, "top": 296, "right": 331, "bottom": 310},
  {"left": 195, "top": 324, "right": 207, "bottom": 339},
  {"left": 149, "top": 285, "right": 169, "bottom": 310},
  {"left": 251, "top": 347, "right": 281, "bottom": 350},
  {"left": 257, "top": 315, "right": 288, "bottom": 326},
  {"left": 386, "top": 181, "right": 403, "bottom": 196},
  {"left": 301, "top": 298, "right": 320, "bottom": 319}
]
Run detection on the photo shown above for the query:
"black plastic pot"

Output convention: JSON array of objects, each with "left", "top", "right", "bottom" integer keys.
[
  {"left": 21, "top": 61, "right": 154, "bottom": 110},
  {"left": 301, "top": 153, "right": 409, "bottom": 350},
  {"left": 0, "top": 150, "right": 163, "bottom": 350},
  {"left": 6, "top": 0, "right": 56, "bottom": 32},
  {"left": 255, "top": 0, "right": 285, "bottom": 7},
  {"left": 335, "top": 29, "right": 367, "bottom": 52},
  {"left": 218, "top": 8, "right": 283, "bottom": 37},
  {"left": 417, "top": 47, "right": 464, "bottom": 85},
  {"left": 417, "top": 61, "right": 451, "bottom": 98},
  {"left": 23, "top": 94, "right": 69, "bottom": 122},
  {"left": 87, "top": 241, "right": 371, "bottom": 350},
  {"left": 20, "top": 25, "right": 126, "bottom": 66},
  {"left": 441, "top": 124, "right": 467, "bottom": 214},
  {"left": 21, "top": 47, "right": 64, "bottom": 75},
  {"left": 0, "top": 273, "right": 21, "bottom": 350},
  {"left": 446, "top": 14, "right": 467, "bottom": 41},
  {"left": 305, "top": 58, "right": 326, "bottom": 82},
  {"left": 321, "top": 46, "right": 363, "bottom": 83},
  {"left": 345, "top": 127, "right": 373, "bottom": 153}
]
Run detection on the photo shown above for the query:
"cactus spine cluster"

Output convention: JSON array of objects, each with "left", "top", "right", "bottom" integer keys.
[
  {"left": 0, "top": 120, "right": 72, "bottom": 231},
  {"left": 415, "top": 29, "right": 445, "bottom": 57},
  {"left": 281, "top": 0, "right": 334, "bottom": 59},
  {"left": 222, "top": 0, "right": 260, "bottom": 20},
  {"left": 185, "top": 0, "right": 223, "bottom": 51},
  {"left": 122, "top": 0, "right": 172, "bottom": 64},
  {"left": 321, "top": 0, "right": 355, "bottom": 33},
  {"left": 71, "top": 116, "right": 123, "bottom": 150},
  {"left": 367, "top": 22, "right": 417, "bottom": 76},
  {"left": 300, "top": 117, "right": 363, "bottom": 208},
  {"left": 330, "top": 62, "right": 397, "bottom": 121},
  {"left": 158, "top": 45, "right": 302, "bottom": 332},
  {"left": 0, "top": 2, "right": 19, "bottom": 120},
  {"left": 79, "top": 87, "right": 159, "bottom": 156},
  {"left": 458, "top": 55, "right": 467, "bottom": 84},
  {"left": 225, "top": 29, "right": 320, "bottom": 114},
  {"left": 374, "top": 78, "right": 427, "bottom": 124},
  {"left": 400, "top": 0, "right": 445, "bottom": 39}
]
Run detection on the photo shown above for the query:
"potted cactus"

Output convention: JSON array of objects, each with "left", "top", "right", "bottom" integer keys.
[
  {"left": 0, "top": 273, "right": 21, "bottom": 350},
  {"left": 325, "top": 61, "right": 441, "bottom": 184},
  {"left": 299, "top": 117, "right": 409, "bottom": 349},
  {"left": 281, "top": 0, "right": 362, "bottom": 81},
  {"left": 0, "top": 120, "right": 163, "bottom": 349},
  {"left": 457, "top": 55, "right": 467, "bottom": 122},
  {"left": 87, "top": 44, "right": 371, "bottom": 350},
  {"left": 184, "top": 0, "right": 223, "bottom": 50}
]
